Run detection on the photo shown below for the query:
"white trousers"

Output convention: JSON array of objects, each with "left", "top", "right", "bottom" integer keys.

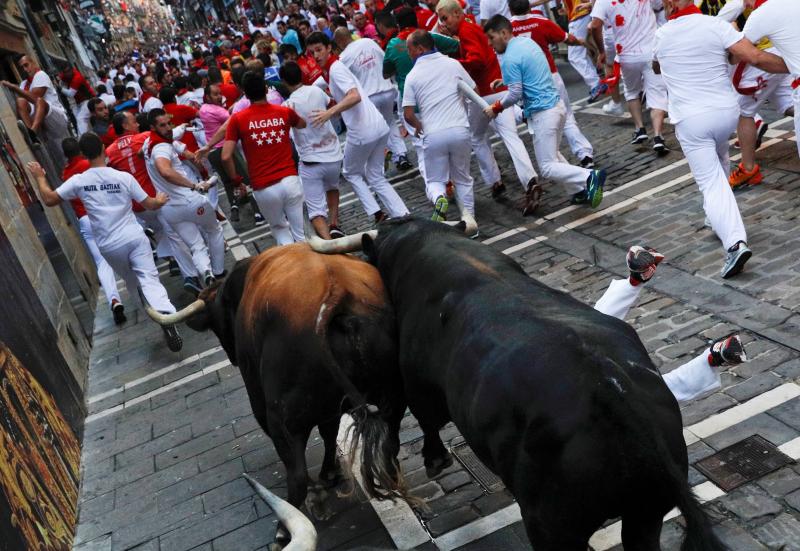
[
  {"left": 370, "top": 89, "right": 407, "bottom": 160},
  {"left": 526, "top": 101, "right": 591, "bottom": 196},
  {"left": 299, "top": 161, "right": 341, "bottom": 220},
  {"left": 594, "top": 278, "right": 720, "bottom": 402},
  {"left": 252, "top": 175, "right": 305, "bottom": 245},
  {"left": 101, "top": 233, "right": 175, "bottom": 313},
  {"left": 135, "top": 209, "right": 197, "bottom": 278},
  {"left": 161, "top": 193, "right": 226, "bottom": 275},
  {"left": 468, "top": 91, "right": 537, "bottom": 188},
  {"left": 567, "top": 16, "right": 600, "bottom": 91},
  {"left": 553, "top": 72, "right": 594, "bottom": 160},
  {"left": 343, "top": 133, "right": 410, "bottom": 218},
  {"left": 675, "top": 108, "right": 746, "bottom": 250},
  {"left": 79, "top": 216, "right": 120, "bottom": 306},
  {"left": 423, "top": 127, "right": 475, "bottom": 214},
  {"left": 620, "top": 59, "right": 669, "bottom": 111},
  {"left": 403, "top": 116, "right": 427, "bottom": 183},
  {"left": 75, "top": 100, "right": 91, "bottom": 135}
]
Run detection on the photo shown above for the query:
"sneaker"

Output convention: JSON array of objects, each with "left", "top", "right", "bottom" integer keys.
[
  {"left": 395, "top": 154, "right": 413, "bottom": 171},
  {"left": 588, "top": 82, "right": 609, "bottom": 103},
  {"left": 522, "top": 179, "right": 542, "bottom": 217},
  {"left": 755, "top": 121, "right": 769, "bottom": 149},
  {"left": 230, "top": 204, "right": 240, "bottom": 222},
  {"left": 602, "top": 100, "right": 625, "bottom": 116},
  {"left": 183, "top": 276, "right": 202, "bottom": 297},
  {"left": 491, "top": 181, "right": 506, "bottom": 199},
  {"left": 374, "top": 210, "right": 387, "bottom": 224},
  {"left": 729, "top": 162, "right": 763, "bottom": 189},
  {"left": 144, "top": 227, "right": 156, "bottom": 240},
  {"left": 213, "top": 270, "right": 228, "bottom": 279},
  {"left": 111, "top": 300, "right": 127, "bottom": 325},
  {"left": 570, "top": 190, "right": 589, "bottom": 205},
  {"left": 161, "top": 323, "right": 183, "bottom": 352},
  {"left": 432, "top": 196, "right": 449, "bottom": 222},
  {"left": 708, "top": 334, "right": 746, "bottom": 367},
  {"left": 585, "top": 169, "right": 606, "bottom": 208},
  {"left": 203, "top": 270, "right": 216, "bottom": 287},
  {"left": 626, "top": 245, "right": 664, "bottom": 286},
  {"left": 254, "top": 212, "right": 265, "bottom": 226},
  {"left": 580, "top": 156, "right": 595, "bottom": 169},
  {"left": 652, "top": 136, "right": 669, "bottom": 156},
  {"left": 168, "top": 258, "right": 181, "bottom": 277},
  {"left": 720, "top": 241, "right": 752, "bottom": 279},
  {"left": 329, "top": 225, "right": 346, "bottom": 239},
  {"left": 631, "top": 128, "right": 648, "bottom": 145}
]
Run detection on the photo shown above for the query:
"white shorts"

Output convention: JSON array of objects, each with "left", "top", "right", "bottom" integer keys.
[
  {"left": 736, "top": 64, "right": 794, "bottom": 118},
  {"left": 620, "top": 59, "right": 668, "bottom": 110},
  {"left": 299, "top": 160, "right": 342, "bottom": 219}
]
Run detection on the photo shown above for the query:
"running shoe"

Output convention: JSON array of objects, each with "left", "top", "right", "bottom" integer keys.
[
  {"left": 631, "top": 128, "right": 648, "bottom": 145},
  {"left": 111, "top": 300, "right": 127, "bottom": 325},
  {"left": 588, "top": 82, "right": 609, "bottom": 103},
  {"left": 755, "top": 121, "right": 769, "bottom": 149},
  {"left": 432, "top": 196, "right": 449, "bottom": 222},
  {"left": 570, "top": 190, "right": 589, "bottom": 205},
  {"left": 585, "top": 169, "right": 606, "bottom": 208},
  {"left": 626, "top": 245, "right": 664, "bottom": 286},
  {"left": 720, "top": 241, "right": 752, "bottom": 279},
  {"left": 522, "top": 179, "right": 542, "bottom": 217},
  {"left": 203, "top": 270, "right": 216, "bottom": 288},
  {"left": 374, "top": 210, "right": 387, "bottom": 224},
  {"left": 183, "top": 276, "right": 202, "bottom": 297},
  {"left": 729, "top": 162, "right": 763, "bottom": 189},
  {"left": 708, "top": 334, "right": 746, "bottom": 367},
  {"left": 491, "top": 181, "right": 506, "bottom": 199},
  {"left": 162, "top": 323, "right": 183, "bottom": 352},
  {"left": 580, "top": 156, "right": 595, "bottom": 169},
  {"left": 329, "top": 225, "right": 346, "bottom": 239},
  {"left": 602, "top": 100, "right": 625, "bottom": 116},
  {"left": 230, "top": 204, "right": 240, "bottom": 223},
  {"left": 254, "top": 212, "right": 265, "bottom": 226},
  {"left": 168, "top": 257, "right": 181, "bottom": 277},
  {"left": 652, "top": 136, "right": 669, "bottom": 156},
  {"left": 395, "top": 154, "right": 413, "bottom": 172}
]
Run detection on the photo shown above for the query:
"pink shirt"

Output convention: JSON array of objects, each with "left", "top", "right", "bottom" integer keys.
[
  {"left": 357, "top": 23, "right": 379, "bottom": 40},
  {"left": 231, "top": 89, "right": 284, "bottom": 115},
  {"left": 199, "top": 103, "right": 230, "bottom": 149}
]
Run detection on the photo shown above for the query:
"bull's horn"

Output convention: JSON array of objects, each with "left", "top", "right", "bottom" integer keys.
[
  {"left": 305, "top": 218, "right": 377, "bottom": 254},
  {"left": 243, "top": 474, "right": 317, "bottom": 551},
  {"left": 143, "top": 298, "right": 206, "bottom": 325}
]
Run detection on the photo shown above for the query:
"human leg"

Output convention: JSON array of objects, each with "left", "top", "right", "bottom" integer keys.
[
  {"left": 553, "top": 72, "right": 594, "bottom": 160},
  {"left": 161, "top": 204, "right": 213, "bottom": 275},
  {"left": 467, "top": 101, "right": 502, "bottom": 188},
  {"left": 362, "top": 134, "right": 409, "bottom": 217},
  {"left": 567, "top": 16, "right": 600, "bottom": 91},
  {"left": 342, "top": 138, "right": 382, "bottom": 217},
  {"left": 252, "top": 184, "right": 294, "bottom": 245},
  {"left": 370, "top": 89, "right": 407, "bottom": 161}
]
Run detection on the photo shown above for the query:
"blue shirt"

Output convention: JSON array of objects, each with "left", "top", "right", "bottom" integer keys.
[
  {"left": 500, "top": 36, "right": 559, "bottom": 117},
  {"left": 282, "top": 29, "right": 303, "bottom": 54}
]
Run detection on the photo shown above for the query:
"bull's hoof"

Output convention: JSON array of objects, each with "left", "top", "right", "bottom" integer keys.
[
  {"left": 305, "top": 488, "right": 336, "bottom": 521},
  {"left": 318, "top": 467, "right": 344, "bottom": 489},
  {"left": 425, "top": 454, "right": 454, "bottom": 479}
]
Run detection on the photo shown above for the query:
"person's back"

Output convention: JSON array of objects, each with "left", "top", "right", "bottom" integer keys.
[
  {"left": 501, "top": 36, "right": 559, "bottom": 117},
  {"left": 284, "top": 85, "right": 341, "bottom": 162},
  {"left": 339, "top": 37, "right": 394, "bottom": 96},
  {"left": 403, "top": 52, "right": 471, "bottom": 134}
]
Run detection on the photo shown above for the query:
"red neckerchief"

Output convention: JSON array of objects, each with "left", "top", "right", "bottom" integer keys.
[
  {"left": 320, "top": 54, "right": 339, "bottom": 83},
  {"left": 380, "top": 27, "right": 398, "bottom": 50},
  {"left": 397, "top": 27, "right": 416, "bottom": 41},
  {"left": 140, "top": 91, "right": 154, "bottom": 110},
  {"left": 22, "top": 75, "right": 34, "bottom": 90},
  {"left": 146, "top": 129, "right": 172, "bottom": 154},
  {"left": 668, "top": 4, "right": 701, "bottom": 19}
]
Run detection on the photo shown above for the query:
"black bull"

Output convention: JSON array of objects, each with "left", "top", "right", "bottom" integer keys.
[{"left": 354, "top": 217, "right": 724, "bottom": 551}]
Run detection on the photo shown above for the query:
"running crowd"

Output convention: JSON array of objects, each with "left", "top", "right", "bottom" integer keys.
[{"left": 13, "top": 0, "right": 800, "bottom": 400}]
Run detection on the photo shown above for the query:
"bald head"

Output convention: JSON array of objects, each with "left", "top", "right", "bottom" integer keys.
[
  {"left": 406, "top": 29, "right": 434, "bottom": 60},
  {"left": 333, "top": 27, "right": 353, "bottom": 50}
]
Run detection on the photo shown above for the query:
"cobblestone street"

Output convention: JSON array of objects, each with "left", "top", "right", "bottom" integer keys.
[{"left": 72, "top": 62, "right": 800, "bottom": 551}]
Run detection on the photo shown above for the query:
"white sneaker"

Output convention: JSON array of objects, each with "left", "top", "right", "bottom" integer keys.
[{"left": 602, "top": 101, "right": 625, "bottom": 116}]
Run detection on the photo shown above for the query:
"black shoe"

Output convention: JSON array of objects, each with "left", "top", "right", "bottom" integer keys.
[
  {"left": 755, "top": 121, "right": 769, "bottom": 149},
  {"left": 254, "top": 212, "right": 265, "bottom": 226},
  {"left": 17, "top": 120, "right": 40, "bottom": 145},
  {"left": 111, "top": 301, "right": 126, "bottom": 325},
  {"left": 395, "top": 155, "right": 413, "bottom": 171},
  {"left": 652, "top": 136, "right": 669, "bottom": 156},
  {"left": 213, "top": 270, "right": 227, "bottom": 279},
  {"left": 521, "top": 179, "right": 542, "bottom": 217},
  {"left": 161, "top": 323, "right": 183, "bottom": 352},
  {"left": 491, "top": 181, "right": 506, "bottom": 199},
  {"left": 168, "top": 258, "right": 181, "bottom": 277},
  {"left": 374, "top": 210, "right": 387, "bottom": 224},
  {"left": 631, "top": 128, "right": 648, "bottom": 145},
  {"left": 183, "top": 277, "right": 202, "bottom": 297},
  {"left": 708, "top": 335, "right": 746, "bottom": 367},
  {"left": 230, "top": 204, "right": 240, "bottom": 223},
  {"left": 570, "top": 190, "right": 589, "bottom": 205},
  {"left": 579, "top": 156, "right": 595, "bottom": 169},
  {"left": 203, "top": 270, "right": 216, "bottom": 288},
  {"left": 329, "top": 225, "right": 346, "bottom": 239},
  {"left": 144, "top": 227, "right": 156, "bottom": 240}
]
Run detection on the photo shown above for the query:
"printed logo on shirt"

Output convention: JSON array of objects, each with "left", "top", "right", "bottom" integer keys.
[
  {"left": 248, "top": 118, "right": 289, "bottom": 130},
  {"left": 83, "top": 183, "right": 122, "bottom": 193},
  {"left": 249, "top": 128, "right": 287, "bottom": 146},
  {"left": 197, "top": 206, "right": 205, "bottom": 216}
]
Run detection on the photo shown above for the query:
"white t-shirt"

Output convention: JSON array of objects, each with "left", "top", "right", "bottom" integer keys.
[
  {"left": 178, "top": 90, "right": 203, "bottom": 106},
  {"left": 143, "top": 140, "right": 200, "bottom": 206},
  {"left": 591, "top": 0, "right": 657, "bottom": 62},
  {"left": 743, "top": 0, "right": 800, "bottom": 77},
  {"left": 284, "top": 85, "right": 343, "bottom": 163},
  {"left": 99, "top": 92, "right": 116, "bottom": 107},
  {"left": 716, "top": 0, "right": 743, "bottom": 23},
  {"left": 328, "top": 60, "right": 388, "bottom": 145},
  {"left": 142, "top": 96, "right": 164, "bottom": 113},
  {"left": 654, "top": 14, "right": 742, "bottom": 124},
  {"left": 480, "top": 0, "right": 511, "bottom": 21},
  {"left": 402, "top": 52, "right": 475, "bottom": 135},
  {"left": 338, "top": 37, "right": 394, "bottom": 97},
  {"left": 24, "top": 70, "right": 64, "bottom": 112},
  {"left": 56, "top": 167, "right": 147, "bottom": 252}
]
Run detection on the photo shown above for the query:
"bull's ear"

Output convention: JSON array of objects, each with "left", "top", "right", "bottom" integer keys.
[
  {"left": 455, "top": 221, "right": 467, "bottom": 233},
  {"left": 362, "top": 234, "right": 377, "bottom": 264}
]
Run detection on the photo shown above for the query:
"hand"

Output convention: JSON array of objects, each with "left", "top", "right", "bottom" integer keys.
[
  {"left": 155, "top": 192, "right": 169, "bottom": 206},
  {"left": 310, "top": 109, "right": 332, "bottom": 127},
  {"left": 195, "top": 145, "right": 210, "bottom": 159},
  {"left": 597, "top": 52, "right": 607, "bottom": 67},
  {"left": 490, "top": 79, "right": 504, "bottom": 91},
  {"left": 399, "top": 125, "right": 409, "bottom": 138},
  {"left": 26, "top": 161, "right": 45, "bottom": 178},
  {"left": 483, "top": 105, "right": 498, "bottom": 119},
  {"left": 1, "top": 80, "right": 12, "bottom": 88}
]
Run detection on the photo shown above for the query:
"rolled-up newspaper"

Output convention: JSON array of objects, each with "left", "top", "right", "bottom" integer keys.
[{"left": 457, "top": 79, "right": 489, "bottom": 109}]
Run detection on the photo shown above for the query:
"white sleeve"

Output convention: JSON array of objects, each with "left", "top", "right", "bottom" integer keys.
[
  {"left": 61, "top": 87, "right": 77, "bottom": 97},
  {"left": 123, "top": 172, "right": 149, "bottom": 203},
  {"left": 152, "top": 142, "right": 175, "bottom": 161},
  {"left": 590, "top": 0, "right": 610, "bottom": 24},
  {"left": 31, "top": 72, "right": 53, "bottom": 91},
  {"left": 717, "top": 18, "right": 745, "bottom": 49},
  {"left": 331, "top": 63, "right": 360, "bottom": 95},
  {"left": 401, "top": 75, "right": 417, "bottom": 108},
  {"left": 716, "top": 0, "right": 744, "bottom": 23},
  {"left": 56, "top": 176, "right": 79, "bottom": 200},
  {"left": 455, "top": 62, "right": 477, "bottom": 90},
  {"left": 479, "top": 0, "right": 493, "bottom": 20},
  {"left": 742, "top": 7, "right": 769, "bottom": 43}
]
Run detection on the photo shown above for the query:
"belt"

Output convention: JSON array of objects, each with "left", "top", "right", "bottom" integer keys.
[{"left": 792, "top": 77, "right": 800, "bottom": 89}]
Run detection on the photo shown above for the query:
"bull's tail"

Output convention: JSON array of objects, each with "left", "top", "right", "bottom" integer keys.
[{"left": 674, "top": 468, "right": 727, "bottom": 551}]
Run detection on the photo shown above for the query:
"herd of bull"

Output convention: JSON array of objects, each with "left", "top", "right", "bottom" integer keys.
[{"left": 145, "top": 213, "right": 726, "bottom": 551}]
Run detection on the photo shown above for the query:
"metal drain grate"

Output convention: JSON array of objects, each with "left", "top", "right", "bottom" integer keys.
[
  {"left": 695, "top": 435, "right": 793, "bottom": 491},
  {"left": 451, "top": 442, "right": 505, "bottom": 493}
]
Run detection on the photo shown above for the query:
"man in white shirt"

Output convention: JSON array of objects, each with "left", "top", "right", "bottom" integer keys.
[
  {"left": 741, "top": 0, "right": 800, "bottom": 159},
  {"left": 139, "top": 74, "right": 164, "bottom": 113},
  {"left": 334, "top": 28, "right": 413, "bottom": 172},
  {"left": 403, "top": 30, "right": 476, "bottom": 222},
  {"left": 281, "top": 62, "right": 345, "bottom": 240},
  {"left": 653, "top": 0, "right": 787, "bottom": 278},
  {"left": 589, "top": 0, "right": 670, "bottom": 152},
  {"left": 305, "top": 31, "right": 410, "bottom": 224},
  {"left": 26, "top": 133, "right": 183, "bottom": 352},
  {"left": 144, "top": 108, "right": 226, "bottom": 287}
]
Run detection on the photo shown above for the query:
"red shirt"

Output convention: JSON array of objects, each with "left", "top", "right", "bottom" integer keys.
[
  {"left": 164, "top": 103, "right": 200, "bottom": 152},
  {"left": 62, "top": 156, "right": 91, "bottom": 218},
  {"left": 225, "top": 103, "right": 300, "bottom": 190},
  {"left": 454, "top": 19, "right": 506, "bottom": 96},
  {"left": 101, "top": 126, "right": 117, "bottom": 147},
  {"left": 106, "top": 131, "right": 157, "bottom": 212},
  {"left": 220, "top": 83, "right": 240, "bottom": 108},
  {"left": 62, "top": 70, "right": 95, "bottom": 104},
  {"left": 414, "top": 6, "right": 436, "bottom": 29},
  {"left": 298, "top": 55, "right": 324, "bottom": 86},
  {"left": 510, "top": 14, "right": 566, "bottom": 73}
]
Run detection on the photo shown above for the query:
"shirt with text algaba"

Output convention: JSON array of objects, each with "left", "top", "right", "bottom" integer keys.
[{"left": 225, "top": 103, "right": 300, "bottom": 190}]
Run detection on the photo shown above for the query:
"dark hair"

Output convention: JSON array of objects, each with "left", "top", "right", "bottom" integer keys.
[
  {"left": 192, "top": 49, "right": 203, "bottom": 60},
  {"left": 483, "top": 14, "right": 512, "bottom": 34},
  {"left": 241, "top": 70, "right": 267, "bottom": 101},
  {"left": 78, "top": 132, "right": 104, "bottom": 160},
  {"left": 278, "top": 43, "right": 299, "bottom": 57},
  {"left": 173, "top": 75, "right": 188, "bottom": 90},
  {"left": 159, "top": 86, "right": 177, "bottom": 104},
  {"left": 61, "top": 137, "right": 81, "bottom": 159},
  {"left": 331, "top": 15, "right": 348, "bottom": 29},
  {"left": 138, "top": 74, "right": 150, "bottom": 88},
  {"left": 112, "top": 111, "right": 129, "bottom": 135},
  {"left": 305, "top": 31, "right": 331, "bottom": 48},
  {"left": 207, "top": 67, "right": 223, "bottom": 85},
  {"left": 231, "top": 65, "right": 247, "bottom": 87},
  {"left": 96, "top": 84, "right": 107, "bottom": 95},
  {"left": 136, "top": 112, "right": 151, "bottom": 131},
  {"left": 187, "top": 72, "right": 202, "bottom": 89},
  {"left": 87, "top": 97, "right": 104, "bottom": 114},
  {"left": 395, "top": 7, "right": 418, "bottom": 29},
  {"left": 112, "top": 83, "right": 126, "bottom": 100},
  {"left": 375, "top": 11, "right": 396, "bottom": 29},
  {"left": 125, "top": 73, "right": 134, "bottom": 82},
  {"left": 408, "top": 29, "right": 434, "bottom": 50},
  {"left": 279, "top": 61, "right": 302, "bottom": 86},
  {"left": 147, "top": 107, "right": 168, "bottom": 128}
]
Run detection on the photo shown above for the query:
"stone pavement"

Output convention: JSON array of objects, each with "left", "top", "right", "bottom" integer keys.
[{"left": 72, "top": 63, "right": 800, "bottom": 551}]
